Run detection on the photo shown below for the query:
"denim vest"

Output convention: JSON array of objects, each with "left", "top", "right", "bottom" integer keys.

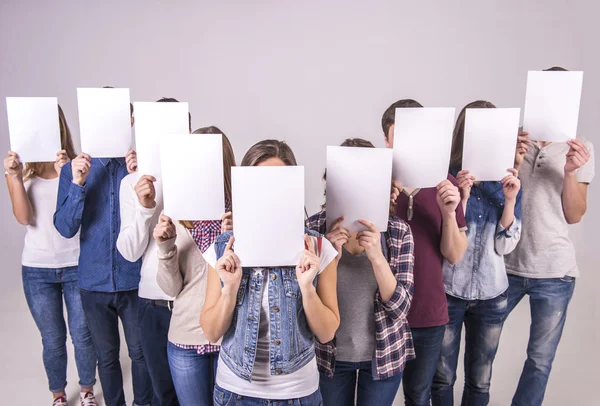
[{"left": 214, "top": 229, "right": 322, "bottom": 382}]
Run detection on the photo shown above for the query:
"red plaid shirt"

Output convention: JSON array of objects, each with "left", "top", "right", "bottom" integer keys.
[
  {"left": 189, "top": 202, "right": 231, "bottom": 254},
  {"left": 306, "top": 210, "right": 415, "bottom": 379},
  {"left": 172, "top": 343, "right": 220, "bottom": 355}
]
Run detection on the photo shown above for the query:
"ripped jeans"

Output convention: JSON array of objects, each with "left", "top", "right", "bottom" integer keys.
[{"left": 431, "top": 292, "right": 507, "bottom": 406}]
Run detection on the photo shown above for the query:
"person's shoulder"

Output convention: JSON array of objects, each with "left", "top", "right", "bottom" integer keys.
[
  {"left": 388, "top": 215, "right": 411, "bottom": 235},
  {"left": 577, "top": 137, "right": 594, "bottom": 153},
  {"left": 121, "top": 171, "right": 140, "bottom": 185},
  {"left": 215, "top": 231, "right": 233, "bottom": 243}
]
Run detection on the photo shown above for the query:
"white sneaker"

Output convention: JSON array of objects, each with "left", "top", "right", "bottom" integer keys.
[
  {"left": 52, "top": 396, "right": 67, "bottom": 406},
  {"left": 80, "top": 392, "right": 98, "bottom": 406}
]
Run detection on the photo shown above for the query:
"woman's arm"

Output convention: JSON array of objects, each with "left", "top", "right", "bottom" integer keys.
[
  {"left": 4, "top": 152, "right": 33, "bottom": 225},
  {"left": 155, "top": 215, "right": 183, "bottom": 297},
  {"left": 200, "top": 237, "right": 242, "bottom": 343}
]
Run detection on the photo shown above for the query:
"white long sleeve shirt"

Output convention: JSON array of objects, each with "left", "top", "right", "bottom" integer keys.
[{"left": 117, "top": 172, "right": 174, "bottom": 300}]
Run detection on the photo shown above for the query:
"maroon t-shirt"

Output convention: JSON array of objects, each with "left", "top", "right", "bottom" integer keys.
[{"left": 394, "top": 174, "right": 466, "bottom": 328}]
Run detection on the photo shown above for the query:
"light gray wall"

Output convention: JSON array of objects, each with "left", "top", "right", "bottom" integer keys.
[{"left": 0, "top": 1, "right": 597, "bottom": 404}]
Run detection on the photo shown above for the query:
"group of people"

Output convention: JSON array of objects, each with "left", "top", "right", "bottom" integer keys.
[{"left": 4, "top": 68, "right": 594, "bottom": 406}]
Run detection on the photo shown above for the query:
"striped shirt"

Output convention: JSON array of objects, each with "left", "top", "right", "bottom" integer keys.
[{"left": 306, "top": 210, "right": 415, "bottom": 379}]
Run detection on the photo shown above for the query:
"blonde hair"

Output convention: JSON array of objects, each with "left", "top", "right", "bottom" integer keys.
[{"left": 23, "top": 105, "right": 77, "bottom": 181}]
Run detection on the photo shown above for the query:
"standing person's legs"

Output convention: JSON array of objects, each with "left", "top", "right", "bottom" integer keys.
[
  {"left": 318, "top": 361, "right": 359, "bottom": 406},
  {"left": 506, "top": 274, "right": 527, "bottom": 316},
  {"left": 355, "top": 361, "right": 403, "bottom": 406},
  {"left": 461, "top": 293, "right": 507, "bottom": 406},
  {"left": 402, "top": 325, "right": 446, "bottom": 406},
  {"left": 118, "top": 290, "right": 153, "bottom": 406},
  {"left": 138, "top": 298, "right": 178, "bottom": 406},
  {"left": 431, "top": 295, "right": 468, "bottom": 406},
  {"left": 167, "top": 342, "right": 218, "bottom": 406},
  {"left": 79, "top": 289, "right": 124, "bottom": 406},
  {"left": 511, "top": 277, "right": 575, "bottom": 406},
  {"left": 22, "top": 267, "right": 69, "bottom": 397},
  {"left": 61, "top": 267, "right": 97, "bottom": 391}
]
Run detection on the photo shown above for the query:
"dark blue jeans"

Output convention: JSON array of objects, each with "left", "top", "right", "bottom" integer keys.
[
  {"left": 319, "top": 360, "right": 402, "bottom": 406},
  {"left": 401, "top": 325, "right": 445, "bottom": 406},
  {"left": 138, "top": 298, "right": 179, "bottom": 406},
  {"left": 431, "top": 293, "right": 507, "bottom": 406},
  {"left": 80, "top": 289, "right": 153, "bottom": 406},
  {"left": 167, "top": 342, "right": 218, "bottom": 406},
  {"left": 22, "top": 266, "right": 97, "bottom": 393},
  {"left": 213, "top": 385, "right": 322, "bottom": 406},
  {"left": 505, "top": 274, "right": 575, "bottom": 406}
]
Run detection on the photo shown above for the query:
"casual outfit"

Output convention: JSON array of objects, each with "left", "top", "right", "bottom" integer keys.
[
  {"left": 117, "top": 173, "right": 178, "bottom": 406},
  {"left": 156, "top": 221, "right": 223, "bottom": 406},
  {"left": 54, "top": 158, "right": 152, "bottom": 406},
  {"left": 19, "top": 176, "right": 96, "bottom": 396},
  {"left": 504, "top": 139, "right": 595, "bottom": 406},
  {"left": 431, "top": 177, "right": 522, "bottom": 406},
  {"left": 394, "top": 175, "right": 467, "bottom": 406},
  {"left": 306, "top": 210, "right": 415, "bottom": 406},
  {"left": 204, "top": 230, "right": 337, "bottom": 405}
]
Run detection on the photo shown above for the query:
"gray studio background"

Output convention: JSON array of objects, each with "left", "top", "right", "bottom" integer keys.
[{"left": 0, "top": 1, "right": 598, "bottom": 404}]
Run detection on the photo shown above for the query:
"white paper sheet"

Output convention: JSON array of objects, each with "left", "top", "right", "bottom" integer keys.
[
  {"left": 134, "top": 102, "right": 189, "bottom": 178},
  {"left": 160, "top": 134, "right": 225, "bottom": 221},
  {"left": 6, "top": 97, "right": 61, "bottom": 163},
  {"left": 77, "top": 88, "right": 132, "bottom": 157},
  {"left": 462, "top": 108, "right": 521, "bottom": 181},
  {"left": 523, "top": 71, "right": 583, "bottom": 142},
  {"left": 326, "top": 146, "right": 393, "bottom": 232},
  {"left": 392, "top": 107, "right": 455, "bottom": 188},
  {"left": 232, "top": 166, "right": 305, "bottom": 267}
]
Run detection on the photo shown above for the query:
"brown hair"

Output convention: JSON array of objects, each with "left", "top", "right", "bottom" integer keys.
[
  {"left": 381, "top": 99, "right": 423, "bottom": 139},
  {"left": 544, "top": 66, "right": 568, "bottom": 71},
  {"left": 241, "top": 139, "right": 297, "bottom": 167},
  {"left": 178, "top": 126, "right": 237, "bottom": 229},
  {"left": 23, "top": 105, "right": 77, "bottom": 181},
  {"left": 449, "top": 100, "right": 496, "bottom": 170}
]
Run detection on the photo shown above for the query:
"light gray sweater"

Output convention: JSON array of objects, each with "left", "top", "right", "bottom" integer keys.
[{"left": 156, "top": 222, "right": 221, "bottom": 346}]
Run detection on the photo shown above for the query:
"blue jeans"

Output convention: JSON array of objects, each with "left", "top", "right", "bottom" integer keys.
[
  {"left": 213, "top": 385, "right": 322, "bottom": 406},
  {"left": 167, "top": 342, "right": 218, "bottom": 406},
  {"left": 402, "top": 325, "right": 445, "bottom": 406},
  {"left": 138, "top": 298, "right": 179, "bottom": 406},
  {"left": 319, "top": 360, "right": 402, "bottom": 406},
  {"left": 431, "top": 293, "right": 507, "bottom": 406},
  {"left": 505, "top": 274, "right": 575, "bottom": 406},
  {"left": 22, "top": 266, "right": 97, "bottom": 393},
  {"left": 80, "top": 289, "right": 153, "bottom": 406}
]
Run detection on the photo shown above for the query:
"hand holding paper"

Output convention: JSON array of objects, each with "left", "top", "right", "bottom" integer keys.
[{"left": 71, "top": 153, "right": 92, "bottom": 186}]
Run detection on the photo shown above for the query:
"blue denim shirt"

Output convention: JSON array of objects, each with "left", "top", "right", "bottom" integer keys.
[
  {"left": 54, "top": 158, "right": 141, "bottom": 292},
  {"left": 214, "top": 230, "right": 319, "bottom": 382},
  {"left": 443, "top": 175, "right": 522, "bottom": 300}
]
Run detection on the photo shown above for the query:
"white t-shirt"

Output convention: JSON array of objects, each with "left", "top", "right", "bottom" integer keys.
[
  {"left": 116, "top": 172, "right": 174, "bottom": 300},
  {"left": 22, "top": 176, "right": 80, "bottom": 268},
  {"left": 204, "top": 237, "right": 337, "bottom": 399}
]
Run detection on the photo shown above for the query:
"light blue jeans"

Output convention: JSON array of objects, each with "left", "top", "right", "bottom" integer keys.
[
  {"left": 505, "top": 274, "right": 576, "bottom": 406},
  {"left": 167, "top": 341, "right": 217, "bottom": 406},
  {"left": 22, "top": 266, "right": 97, "bottom": 393}
]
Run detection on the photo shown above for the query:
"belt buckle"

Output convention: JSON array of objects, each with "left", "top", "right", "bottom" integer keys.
[{"left": 168, "top": 301, "right": 172, "bottom": 311}]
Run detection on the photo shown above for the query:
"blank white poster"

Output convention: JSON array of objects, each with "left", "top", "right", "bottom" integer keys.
[
  {"left": 77, "top": 88, "right": 132, "bottom": 157},
  {"left": 6, "top": 97, "right": 61, "bottom": 163},
  {"left": 523, "top": 71, "right": 583, "bottom": 142},
  {"left": 392, "top": 107, "right": 455, "bottom": 188},
  {"left": 134, "top": 102, "right": 189, "bottom": 178},
  {"left": 232, "top": 166, "right": 305, "bottom": 267},
  {"left": 160, "top": 134, "right": 225, "bottom": 221},
  {"left": 462, "top": 108, "right": 521, "bottom": 181},
  {"left": 326, "top": 146, "right": 393, "bottom": 232}
]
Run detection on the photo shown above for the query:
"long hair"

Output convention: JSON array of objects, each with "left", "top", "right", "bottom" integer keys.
[
  {"left": 241, "top": 139, "right": 297, "bottom": 167},
  {"left": 23, "top": 105, "right": 77, "bottom": 181},
  {"left": 449, "top": 100, "right": 496, "bottom": 170},
  {"left": 179, "top": 126, "right": 236, "bottom": 229}
]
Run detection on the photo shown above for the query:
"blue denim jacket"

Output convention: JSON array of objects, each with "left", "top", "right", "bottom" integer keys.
[
  {"left": 54, "top": 158, "right": 141, "bottom": 292},
  {"left": 443, "top": 175, "right": 522, "bottom": 301},
  {"left": 214, "top": 229, "right": 320, "bottom": 382}
]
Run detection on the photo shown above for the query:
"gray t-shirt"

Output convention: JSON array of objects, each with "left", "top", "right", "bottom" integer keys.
[
  {"left": 505, "top": 139, "right": 595, "bottom": 278},
  {"left": 336, "top": 247, "right": 379, "bottom": 362}
]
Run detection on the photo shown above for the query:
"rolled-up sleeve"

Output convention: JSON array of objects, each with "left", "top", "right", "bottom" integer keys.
[{"left": 53, "top": 162, "right": 86, "bottom": 239}]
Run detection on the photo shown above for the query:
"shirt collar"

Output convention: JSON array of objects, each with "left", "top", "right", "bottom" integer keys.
[{"left": 98, "top": 157, "right": 126, "bottom": 166}]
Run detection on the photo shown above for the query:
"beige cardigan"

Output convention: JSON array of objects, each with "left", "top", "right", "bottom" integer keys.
[{"left": 156, "top": 222, "right": 221, "bottom": 346}]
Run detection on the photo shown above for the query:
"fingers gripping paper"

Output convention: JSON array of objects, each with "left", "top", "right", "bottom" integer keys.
[
  {"left": 231, "top": 166, "right": 305, "bottom": 267},
  {"left": 326, "top": 146, "right": 393, "bottom": 232},
  {"left": 6, "top": 97, "right": 61, "bottom": 163},
  {"left": 462, "top": 108, "right": 521, "bottom": 181},
  {"left": 392, "top": 107, "right": 455, "bottom": 188},
  {"left": 160, "top": 134, "right": 225, "bottom": 221}
]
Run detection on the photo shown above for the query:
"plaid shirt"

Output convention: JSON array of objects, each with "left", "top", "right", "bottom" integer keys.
[
  {"left": 189, "top": 202, "right": 232, "bottom": 254},
  {"left": 172, "top": 343, "right": 220, "bottom": 355},
  {"left": 306, "top": 210, "right": 415, "bottom": 379}
]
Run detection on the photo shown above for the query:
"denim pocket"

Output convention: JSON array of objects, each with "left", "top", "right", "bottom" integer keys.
[
  {"left": 213, "top": 385, "right": 233, "bottom": 406},
  {"left": 282, "top": 269, "right": 302, "bottom": 298},
  {"left": 560, "top": 275, "right": 575, "bottom": 283}
]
